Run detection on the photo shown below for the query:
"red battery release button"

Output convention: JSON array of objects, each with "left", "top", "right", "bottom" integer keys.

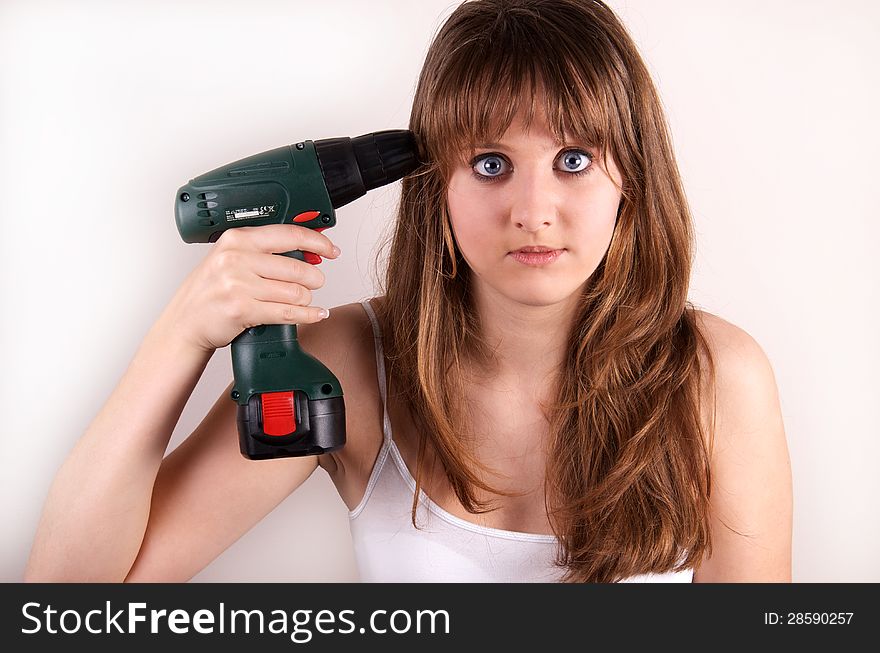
[{"left": 262, "top": 391, "right": 296, "bottom": 436}]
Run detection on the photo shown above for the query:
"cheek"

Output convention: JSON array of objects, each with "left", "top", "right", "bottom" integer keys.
[
  {"left": 446, "top": 188, "right": 494, "bottom": 256},
  {"left": 579, "top": 208, "right": 617, "bottom": 249},
  {"left": 572, "top": 195, "right": 620, "bottom": 258}
]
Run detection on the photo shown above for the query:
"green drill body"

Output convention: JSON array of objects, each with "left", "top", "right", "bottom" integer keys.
[{"left": 174, "top": 131, "right": 419, "bottom": 460}]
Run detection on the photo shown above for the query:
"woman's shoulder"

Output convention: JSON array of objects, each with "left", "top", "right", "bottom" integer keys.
[
  {"left": 296, "top": 297, "right": 383, "bottom": 414},
  {"left": 691, "top": 308, "right": 761, "bottom": 355},
  {"left": 688, "top": 308, "right": 787, "bottom": 478},
  {"left": 297, "top": 298, "right": 385, "bottom": 479},
  {"left": 689, "top": 309, "right": 777, "bottom": 400},
  {"left": 297, "top": 298, "right": 381, "bottom": 370},
  {"left": 687, "top": 309, "right": 792, "bottom": 581}
]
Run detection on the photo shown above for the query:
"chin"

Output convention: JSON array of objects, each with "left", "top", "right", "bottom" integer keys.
[{"left": 493, "top": 277, "right": 584, "bottom": 308}]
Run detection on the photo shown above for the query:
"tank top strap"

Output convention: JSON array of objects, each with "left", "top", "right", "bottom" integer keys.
[{"left": 360, "top": 298, "right": 393, "bottom": 445}]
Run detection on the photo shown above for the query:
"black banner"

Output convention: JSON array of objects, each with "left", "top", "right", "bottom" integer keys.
[{"left": 1, "top": 583, "right": 874, "bottom": 650}]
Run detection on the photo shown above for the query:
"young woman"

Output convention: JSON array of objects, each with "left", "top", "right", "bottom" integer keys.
[{"left": 25, "top": 0, "right": 792, "bottom": 583}]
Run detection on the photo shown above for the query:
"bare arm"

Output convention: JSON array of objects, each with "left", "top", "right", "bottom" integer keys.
[
  {"left": 122, "top": 378, "right": 319, "bottom": 582},
  {"left": 692, "top": 313, "right": 793, "bottom": 582},
  {"left": 123, "top": 302, "right": 370, "bottom": 581},
  {"left": 24, "top": 313, "right": 214, "bottom": 581}
]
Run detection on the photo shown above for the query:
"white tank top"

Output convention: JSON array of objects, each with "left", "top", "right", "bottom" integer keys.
[{"left": 349, "top": 299, "right": 694, "bottom": 583}]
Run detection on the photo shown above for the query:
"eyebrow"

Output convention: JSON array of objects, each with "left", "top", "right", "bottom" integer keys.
[{"left": 474, "top": 141, "right": 582, "bottom": 152}]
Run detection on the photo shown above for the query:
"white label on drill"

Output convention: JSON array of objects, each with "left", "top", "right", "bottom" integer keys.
[{"left": 226, "top": 204, "right": 278, "bottom": 222}]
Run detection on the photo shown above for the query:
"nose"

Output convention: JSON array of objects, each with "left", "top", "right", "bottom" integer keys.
[{"left": 507, "top": 167, "right": 557, "bottom": 232}]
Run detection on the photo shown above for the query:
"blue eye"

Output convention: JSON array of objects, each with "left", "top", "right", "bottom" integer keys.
[
  {"left": 470, "top": 149, "right": 595, "bottom": 183},
  {"left": 475, "top": 155, "right": 508, "bottom": 178},
  {"left": 561, "top": 151, "right": 590, "bottom": 173}
]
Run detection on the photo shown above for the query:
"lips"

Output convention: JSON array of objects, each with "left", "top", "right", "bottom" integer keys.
[
  {"left": 511, "top": 246, "right": 561, "bottom": 254},
  {"left": 508, "top": 247, "right": 564, "bottom": 266}
]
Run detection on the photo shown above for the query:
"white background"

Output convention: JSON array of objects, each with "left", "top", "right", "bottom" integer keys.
[{"left": 1, "top": 0, "right": 877, "bottom": 582}]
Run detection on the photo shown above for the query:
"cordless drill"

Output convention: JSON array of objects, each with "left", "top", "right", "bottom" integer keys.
[{"left": 174, "top": 130, "right": 420, "bottom": 460}]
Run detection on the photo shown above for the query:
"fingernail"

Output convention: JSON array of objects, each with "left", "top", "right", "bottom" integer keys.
[
  {"left": 331, "top": 245, "right": 341, "bottom": 257},
  {"left": 318, "top": 308, "right": 330, "bottom": 319}
]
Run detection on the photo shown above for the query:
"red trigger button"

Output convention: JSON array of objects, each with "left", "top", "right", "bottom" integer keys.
[
  {"left": 303, "top": 252, "right": 322, "bottom": 265},
  {"left": 292, "top": 210, "right": 321, "bottom": 224}
]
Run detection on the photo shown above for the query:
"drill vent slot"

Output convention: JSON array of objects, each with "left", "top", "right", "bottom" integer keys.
[
  {"left": 228, "top": 161, "right": 290, "bottom": 177},
  {"left": 198, "top": 192, "right": 217, "bottom": 200},
  {"left": 198, "top": 201, "right": 218, "bottom": 209}
]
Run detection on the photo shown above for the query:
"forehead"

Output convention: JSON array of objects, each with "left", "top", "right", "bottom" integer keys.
[
  {"left": 476, "top": 107, "right": 573, "bottom": 149},
  {"left": 450, "top": 90, "right": 620, "bottom": 183},
  {"left": 459, "top": 94, "right": 590, "bottom": 157},
  {"left": 426, "top": 66, "right": 612, "bottom": 179}
]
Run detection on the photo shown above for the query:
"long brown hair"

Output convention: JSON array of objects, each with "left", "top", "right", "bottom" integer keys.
[{"left": 372, "top": 0, "right": 716, "bottom": 583}]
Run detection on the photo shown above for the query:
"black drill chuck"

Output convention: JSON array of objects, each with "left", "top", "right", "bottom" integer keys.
[{"left": 314, "top": 130, "right": 421, "bottom": 209}]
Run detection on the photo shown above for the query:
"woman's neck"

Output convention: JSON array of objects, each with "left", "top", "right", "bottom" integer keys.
[{"left": 465, "top": 284, "right": 580, "bottom": 392}]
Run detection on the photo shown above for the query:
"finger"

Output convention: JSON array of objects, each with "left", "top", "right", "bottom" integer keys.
[
  {"left": 245, "top": 250, "right": 326, "bottom": 290},
  {"left": 250, "top": 277, "right": 314, "bottom": 308},
  {"left": 253, "top": 300, "right": 330, "bottom": 325},
  {"left": 235, "top": 224, "right": 340, "bottom": 259}
]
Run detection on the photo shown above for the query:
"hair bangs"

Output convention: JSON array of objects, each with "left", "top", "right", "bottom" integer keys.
[{"left": 422, "top": 15, "right": 615, "bottom": 180}]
